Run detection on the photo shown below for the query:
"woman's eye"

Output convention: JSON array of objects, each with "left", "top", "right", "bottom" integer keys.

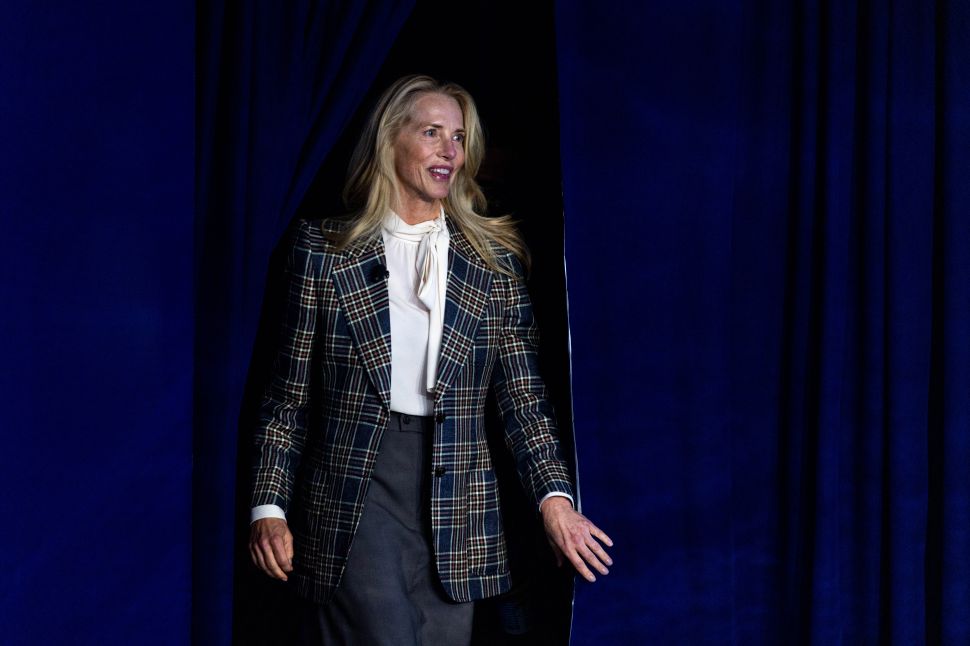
[
  {"left": 423, "top": 129, "right": 436, "bottom": 137},
  {"left": 453, "top": 133, "right": 465, "bottom": 143}
]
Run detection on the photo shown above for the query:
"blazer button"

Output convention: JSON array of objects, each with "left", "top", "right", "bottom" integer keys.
[
  {"left": 369, "top": 263, "right": 389, "bottom": 283},
  {"left": 434, "top": 466, "right": 447, "bottom": 477},
  {"left": 435, "top": 412, "right": 446, "bottom": 423}
]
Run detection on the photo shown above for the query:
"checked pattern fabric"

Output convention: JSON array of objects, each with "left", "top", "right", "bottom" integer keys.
[{"left": 252, "top": 217, "right": 575, "bottom": 604}]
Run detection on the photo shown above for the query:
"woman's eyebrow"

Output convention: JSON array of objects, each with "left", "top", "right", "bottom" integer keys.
[{"left": 421, "top": 122, "right": 465, "bottom": 132}]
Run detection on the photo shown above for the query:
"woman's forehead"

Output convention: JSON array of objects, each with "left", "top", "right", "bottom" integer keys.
[{"left": 409, "top": 93, "right": 463, "bottom": 123}]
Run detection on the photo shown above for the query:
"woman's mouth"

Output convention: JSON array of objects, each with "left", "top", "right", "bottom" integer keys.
[{"left": 428, "top": 166, "right": 452, "bottom": 181}]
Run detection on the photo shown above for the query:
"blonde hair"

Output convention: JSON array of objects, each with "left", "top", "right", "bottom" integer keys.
[{"left": 335, "top": 74, "right": 529, "bottom": 276}]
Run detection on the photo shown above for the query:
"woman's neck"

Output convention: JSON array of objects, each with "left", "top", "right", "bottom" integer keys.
[{"left": 394, "top": 197, "right": 441, "bottom": 225}]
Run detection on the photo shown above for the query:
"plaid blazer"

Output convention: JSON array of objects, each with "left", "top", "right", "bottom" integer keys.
[{"left": 252, "top": 217, "right": 575, "bottom": 604}]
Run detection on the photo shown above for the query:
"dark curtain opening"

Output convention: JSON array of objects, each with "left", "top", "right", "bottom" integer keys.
[
  {"left": 295, "top": 1, "right": 577, "bottom": 642},
  {"left": 208, "top": 0, "right": 578, "bottom": 642}
]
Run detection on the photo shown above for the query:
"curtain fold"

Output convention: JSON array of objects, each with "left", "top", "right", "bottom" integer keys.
[
  {"left": 557, "top": 0, "right": 969, "bottom": 642},
  {"left": 194, "top": 2, "right": 414, "bottom": 642}
]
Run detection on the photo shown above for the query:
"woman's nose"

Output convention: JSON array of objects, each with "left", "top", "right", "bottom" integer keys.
[{"left": 438, "top": 138, "right": 456, "bottom": 159}]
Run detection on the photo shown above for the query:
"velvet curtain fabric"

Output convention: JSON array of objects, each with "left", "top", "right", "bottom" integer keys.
[
  {"left": 195, "top": 2, "right": 413, "bottom": 642},
  {"left": 557, "top": 1, "right": 969, "bottom": 643},
  {"left": 7, "top": 0, "right": 967, "bottom": 643},
  {"left": 1, "top": 2, "right": 195, "bottom": 644}
]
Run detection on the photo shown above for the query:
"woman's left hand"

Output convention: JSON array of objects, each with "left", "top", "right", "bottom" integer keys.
[{"left": 540, "top": 496, "right": 614, "bottom": 582}]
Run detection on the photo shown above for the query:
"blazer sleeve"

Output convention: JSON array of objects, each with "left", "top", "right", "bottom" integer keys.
[
  {"left": 251, "top": 221, "right": 319, "bottom": 513},
  {"left": 491, "top": 254, "right": 576, "bottom": 510}
]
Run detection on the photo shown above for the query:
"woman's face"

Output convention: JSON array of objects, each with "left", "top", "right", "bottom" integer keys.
[{"left": 392, "top": 93, "right": 465, "bottom": 215}]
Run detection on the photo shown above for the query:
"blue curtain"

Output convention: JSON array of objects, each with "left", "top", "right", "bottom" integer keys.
[
  {"left": 195, "top": 1, "right": 413, "bottom": 642},
  {"left": 557, "top": 1, "right": 969, "bottom": 643},
  {"left": 0, "top": 2, "right": 194, "bottom": 644}
]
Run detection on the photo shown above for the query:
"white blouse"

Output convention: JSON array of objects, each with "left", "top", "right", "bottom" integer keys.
[{"left": 380, "top": 208, "right": 449, "bottom": 416}]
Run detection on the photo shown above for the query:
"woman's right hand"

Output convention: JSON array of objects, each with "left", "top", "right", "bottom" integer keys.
[{"left": 249, "top": 517, "right": 294, "bottom": 581}]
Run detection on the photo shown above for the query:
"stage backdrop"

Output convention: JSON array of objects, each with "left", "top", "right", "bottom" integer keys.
[
  {"left": 4, "top": 1, "right": 969, "bottom": 644},
  {"left": 0, "top": 1, "right": 194, "bottom": 644},
  {"left": 557, "top": 0, "right": 969, "bottom": 643}
]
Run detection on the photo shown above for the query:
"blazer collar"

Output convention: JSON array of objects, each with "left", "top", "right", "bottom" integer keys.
[
  {"left": 432, "top": 219, "right": 493, "bottom": 401},
  {"left": 330, "top": 218, "right": 494, "bottom": 408},
  {"left": 331, "top": 231, "right": 392, "bottom": 409}
]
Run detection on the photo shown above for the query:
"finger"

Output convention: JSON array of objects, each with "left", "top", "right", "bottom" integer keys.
[
  {"left": 257, "top": 537, "right": 288, "bottom": 580},
  {"left": 564, "top": 547, "right": 597, "bottom": 583},
  {"left": 588, "top": 524, "right": 614, "bottom": 548},
  {"left": 249, "top": 541, "right": 264, "bottom": 570},
  {"left": 577, "top": 542, "right": 610, "bottom": 576},
  {"left": 284, "top": 528, "right": 295, "bottom": 563},
  {"left": 251, "top": 541, "right": 274, "bottom": 578},
  {"left": 586, "top": 536, "right": 613, "bottom": 567},
  {"left": 270, "top": 535, "right": 293, "bottom": 573},
  {"left": 547, "top": 538, "right": 564, "bottom": 567}
]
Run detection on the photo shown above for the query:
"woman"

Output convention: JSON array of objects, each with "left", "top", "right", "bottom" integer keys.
[{"left": 249, "top": 74, "right": 612, "bottom": 645}]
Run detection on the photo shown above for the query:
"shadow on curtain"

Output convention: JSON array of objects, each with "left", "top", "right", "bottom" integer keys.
[
  {"left": 195, "top": 2, "right": 414, "bottom": 643},
  {"left": 557, "top": 0, "right": 969, "bottom": 643}
]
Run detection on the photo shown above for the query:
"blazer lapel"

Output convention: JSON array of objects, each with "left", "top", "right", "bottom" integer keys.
[
  {"left": 331, "top": 232, "right": 392, "bottom": 410},
  {"left": 432, "top": 220, "right": 494, "bottom": 401}
]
